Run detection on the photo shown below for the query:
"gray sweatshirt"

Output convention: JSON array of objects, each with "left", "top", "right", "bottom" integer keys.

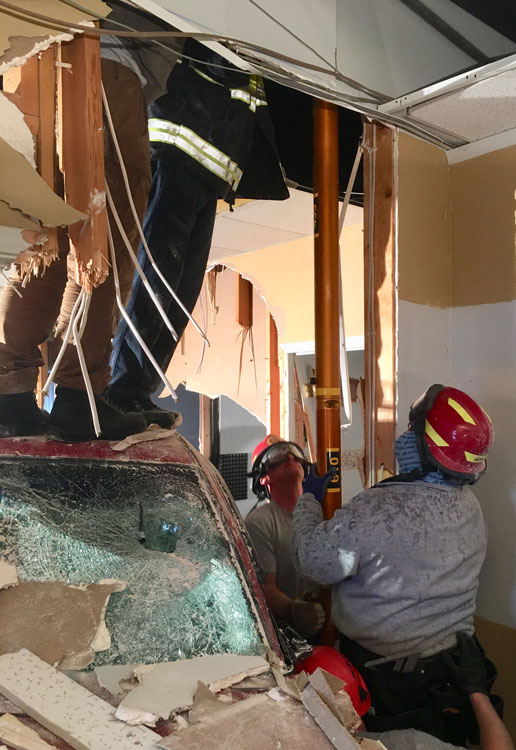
[{"left": 292, "top": 481, "right": 487, "bottom": 657}]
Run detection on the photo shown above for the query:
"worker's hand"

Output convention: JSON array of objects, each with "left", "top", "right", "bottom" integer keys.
[
  {"left": 302, "top": 466, "right": 337, "bottom": 503},
  {"left": 288, "top": 599, "right": 326, "bottom": 637},
  {"left": 442, "top": 632, "right": 489, "bottom": 696}
]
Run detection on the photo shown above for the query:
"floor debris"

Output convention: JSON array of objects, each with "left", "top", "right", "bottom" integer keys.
[
  {"left": 0, "top": 713, "right": 54, "bottom": 750},
  {"left": 0, "top": 580, "right": 126, "bottom": 669},
  {"left": 116, "top": 653, "right": 270, "bottom": 722},
  {"left": 187, "top": 681, "right": 228, "bottom": 725},
  {"left": 157, "top": 692, "right": 336, "bottom": 749},
  {"left": 0, "top": 649, "right": 161, "bottom": 750}
]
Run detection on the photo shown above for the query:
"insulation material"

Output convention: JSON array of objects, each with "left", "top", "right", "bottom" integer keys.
[
  {"left": 0, "top": 1, "right": 109, "bottom": 74},
  {"left": 0, "top": 649, "right": 161, "bottom": 750},
  {"left": 0, "top": 559, "right": 18, "bottom": 589},
  {"left": 0, "top": 457, "right": 264, "bottom": 665},
  {"left": 0, "top": 579, "right": 125, "bottom": 669},
  {"left": 0, "top": 713, "right": 54, "bottom": 750},
  {"left": 117, "top": 654, "right": 270, "bottom": 721},
  {"left": 158, "top": 692, "right": 336, "bottom": 749}
]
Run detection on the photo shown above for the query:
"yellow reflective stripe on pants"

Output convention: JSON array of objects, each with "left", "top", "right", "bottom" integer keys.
[{"left": 148, "top": 119, "right": 243, "bottom": 189}]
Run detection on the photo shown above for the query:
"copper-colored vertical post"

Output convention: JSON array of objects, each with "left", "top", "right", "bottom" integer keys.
[
  {"left": 313, "top": 100, "right": 341, "bottom": 646},
  {"left": 313, "top": 100, "right": 342, "bottom": 516},
  {"left": 268, "top": 312, "right": 281, "bottom": 435}
]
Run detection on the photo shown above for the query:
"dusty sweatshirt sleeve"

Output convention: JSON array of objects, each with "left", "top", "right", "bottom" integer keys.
[{"left": 292, "top": 492, "right": 359, "bottom": 585}]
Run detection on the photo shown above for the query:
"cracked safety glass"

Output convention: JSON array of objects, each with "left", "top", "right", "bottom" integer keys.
[{"left": 0, "top": 458, "right": 264, "bottom": 665}]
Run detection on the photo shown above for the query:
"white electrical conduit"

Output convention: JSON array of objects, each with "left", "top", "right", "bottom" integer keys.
[
  {"left": 101, "top": 83, "right": 209, "bottom": 346},
  {"left": 107, "top": 214, "right": 178, "bottom": 402},
  {"left": 43, "top": 286, "right": 101, "bottom": 437},
  {"left": 337, "top": 143, "right": 364, "bottom": 430}
]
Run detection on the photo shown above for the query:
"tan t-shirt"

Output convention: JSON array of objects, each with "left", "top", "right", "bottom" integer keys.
[{"left": 245, "top": 501, "right": 318, "bottom": 600}]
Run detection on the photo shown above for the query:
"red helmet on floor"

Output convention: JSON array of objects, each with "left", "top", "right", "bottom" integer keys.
[
  {"left": 294, "top": 646, "right": 371, "bottom": 717},
  {"left": 409, "top": 384, "right": 494, "bottom": 483}
]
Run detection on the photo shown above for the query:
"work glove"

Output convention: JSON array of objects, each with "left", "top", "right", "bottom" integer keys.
[
  {"left": 288, "top": 600, "right": 326, "bottom": 637},
  {"left": 302, "top": 466, "right": 337, "bottom": 503},
  {"left": 442, "top": 632, "right": 489, "bottom": 696}
]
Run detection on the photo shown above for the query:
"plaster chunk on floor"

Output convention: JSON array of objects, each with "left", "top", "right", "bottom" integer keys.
[
  {"left": 0, "top": 712, "right": 54, "bottom": 749},
  {"left": 117, "top": 654, "right": 269, "bottom": 722},
  {"left": 158, "top": 693, "right": 336, "bottom": 749},
  {"left": 0, "top": 579, "right": 125, "bottom": 669},
  {"left": 0, "top": 559, "right": 18, "bottom": 589}
]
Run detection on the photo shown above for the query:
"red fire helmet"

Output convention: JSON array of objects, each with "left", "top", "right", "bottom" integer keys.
[
  {"left": 294, "top": 646, "right": 371, "bottom": 717},
  {"left": 409, "top": 384, "right": 494, "bottom": 481}
]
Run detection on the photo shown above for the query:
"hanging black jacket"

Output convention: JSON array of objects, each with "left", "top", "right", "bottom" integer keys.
[{"left": 148, "top": 39, "right": 289, "bottom": 203}]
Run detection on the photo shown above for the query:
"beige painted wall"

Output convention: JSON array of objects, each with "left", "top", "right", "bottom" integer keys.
[
  {"left": 398, "top": 133, "right": 516, "bottom": 737},
  {"left": 223, "top": 223, "right": 364, "bottom": 345},
  {"left": 398, "top": 133, "right": 452, "bottom": 308},
  {"left": 451, "top": 146, "right": 516, "bottom": 306}
]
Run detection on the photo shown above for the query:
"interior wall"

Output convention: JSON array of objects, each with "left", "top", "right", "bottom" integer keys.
[
  {"left": 166, "top": 267, "right": 268, "bottom": 425},
  {"left": 398, "top": 133, "right": 516, "bottom": 737},
  {"left": 223, "top": 223, "right": 364, "bottom": 346}
]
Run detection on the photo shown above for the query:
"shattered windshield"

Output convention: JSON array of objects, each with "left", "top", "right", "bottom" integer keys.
[{"left": 0, "top": 458, "right": 264, "bottom": 665}]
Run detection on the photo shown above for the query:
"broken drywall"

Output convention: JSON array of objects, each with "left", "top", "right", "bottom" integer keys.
[
  {"left": 0, "top": 1, "right": 109, "bottom": 74},
  {"left": 0, "top": 92, "right": 35, "bottom": 166},
  {"left": 0, "top": 559, "right": 18, "bottom": 590},
  {"left": 0, "top": 137, "right": 86, "bottom": 228},
  {"left": 0, "top": 713, "right": 54, "bottom": 750},
  {"left": 0, "top": 201, "right": 41, "bottom": 231},
  {"left": 117, "top": 654, "right": 270, "bottom": 722},
  {"left": 0, "top": 579, "right": 125, "bottom": 669},
  {"left": 159, "top": 692, "right": 335, "bottom": 749},
  {"left": 0, "top": 649, "right": 160, "bottom": 750}
]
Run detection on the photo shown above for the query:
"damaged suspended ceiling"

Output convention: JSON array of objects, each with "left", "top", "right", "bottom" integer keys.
[{"left": 132, "top": 0, "right": 516, "bottom": 156}]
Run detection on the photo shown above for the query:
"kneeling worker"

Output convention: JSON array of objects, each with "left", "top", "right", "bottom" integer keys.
[{"left": 245, "top": 435, "right": 325, "bottom": 639}]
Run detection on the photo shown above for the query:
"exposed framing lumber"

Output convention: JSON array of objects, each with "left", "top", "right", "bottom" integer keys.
[
  {"left": 363, "top": 122, "right": 397, "bottom": 486},
  {"left": 267, "top": 312, "right": 281, "bottom": 435},
  {"left": 236, "top": 274, "right": 253, "bottom": 328},
  {"left": 60, "top": 31, "right": 107, "bottom": 291}
]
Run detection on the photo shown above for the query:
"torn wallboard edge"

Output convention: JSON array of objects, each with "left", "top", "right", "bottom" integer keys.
[
  {"left": 358, "top": 740, "right": 388, "bottom": 749},
  {"left": 116, "top": 654, "right": 270, "bottom": 723},
  {"left": 0, "top": 580, "right": 126, "bottom": 670},
  {"left": 0, "top": 559, "right": 18, "bottom": 589},
  {"left": 187, "top": 681, "right": 228, "bottom": 726},
  {"left": 0, "top": 138, "right": 86, "bottom": 228},
  {"left": 308, "top": 668, "right": 363, "bottom": 733},
  {"left": 0, "top": 712, "right": 54, "bottom": 750},
  {"left": 0, "top": 0, "right": 109, "bottom": 74},
  {"left": 0, "top": 649, "right": 161, "bottom": 750},
  {"left": 301, "top": 682, "right": 361, "bottom": 750},
  {"left": 111, "top": 424, "right": 180, "bottom": 452},
  {"left": 0, "top": 92, "right": 35, "bottom": 166},
  {"left": 95, "top": 663, "right": 140, "bottom": 698}
]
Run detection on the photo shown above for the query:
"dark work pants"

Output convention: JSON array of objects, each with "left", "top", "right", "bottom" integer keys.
[{"left": 109, "top": 159, "right": 217, "bottom": 403}]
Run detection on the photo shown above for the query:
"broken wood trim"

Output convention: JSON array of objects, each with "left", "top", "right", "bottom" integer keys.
[
  {"left": 236, "top": 274, "right": 253, "bottom": 328},
  {"left": 199, "top": 394, "right": 212, "bottom": 458},
  {"left": 267, "top": 312, "right": 281, "bottom": 435},
  {"left": 363, "top": 121, "right": 397, "bottom": 486}
]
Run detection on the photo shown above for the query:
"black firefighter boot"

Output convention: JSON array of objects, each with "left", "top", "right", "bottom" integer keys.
[
  {"left": 0, "top": 392, "right": 47, "bottom": 437},
  {"left": 112, "top": 396, "right": 182, "bottom": 430},
  {"left": 47, "top": 387, "right": 148, "bottom": 442}
]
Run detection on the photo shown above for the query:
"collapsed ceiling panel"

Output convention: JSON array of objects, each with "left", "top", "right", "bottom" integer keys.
[{"left": 407, "top": 67, "right": 516, "bottom": 141}]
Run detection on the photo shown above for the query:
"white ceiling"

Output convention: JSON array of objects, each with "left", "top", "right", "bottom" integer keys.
[{"left": 209, "top": 189, "right": 363, "bottom": 262}]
